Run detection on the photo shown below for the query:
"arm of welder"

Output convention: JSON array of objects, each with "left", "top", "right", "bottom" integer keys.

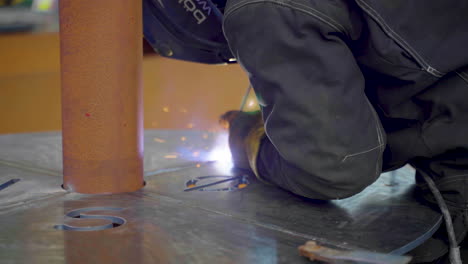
[{"left": 223, "top": 1, "right": 386, "bottom": 199}]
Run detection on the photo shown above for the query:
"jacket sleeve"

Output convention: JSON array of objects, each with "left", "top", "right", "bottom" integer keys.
[{"left": 223, "top": 1, "right": 386, "bottom": 199}]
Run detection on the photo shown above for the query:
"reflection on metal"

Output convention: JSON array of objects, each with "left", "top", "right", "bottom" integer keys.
[
  {"left": 184, "top": 175, "right": 250, "bottom": 192},
  {"left": 0, "top": 178, "right": 20, "bottom": 191},
  {"left": 0, "top": 132, "right": 444, "bottom": 263},
  {"left": 144, "top": 160, "right": 215, "bottom": 177},
  {"left": 54, "top": 207, "right": 125, "bottom": 232},
  {"left": 299, "top": 241, "right": 412, "bottom": 264}
]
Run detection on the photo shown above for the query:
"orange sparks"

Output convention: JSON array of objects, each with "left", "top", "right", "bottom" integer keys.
[
  {"left": 238, "top": 183, "right": 248, "bottom": 189},
  {"left": 196, "top": 163, "right": 201, "bottom": 168},
  {"left": 187, "top": 184, "right": 196, "bottom": 188},
  {"left": 179, "top": 108, "right": 188, "bottom": 113},
  {"left": 202, "top": 133, "right": 209, "bottom": 139},
  {"left": 153, "top": 138, "right": 165, "bottom": 143},
  {"left": 164, "top": 154, "right": 178, "bottom": 159},
  {"left": 162, "top": 107, "right": 169, "bottom": 113},
  {"left": 187, "top": 123, "right": 194, "bottom": 129},
  {"left": 192, "top": 151, "right": 200, "bottom": 157},
  {"left": 180, "top": 136, "right": 187, "bottom": 142}
]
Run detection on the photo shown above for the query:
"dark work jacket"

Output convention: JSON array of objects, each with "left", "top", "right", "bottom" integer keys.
[
  {"left": 223, "top": 1, "right": 468, "bottom": 261},
  {"left": 223, "top": 0, "right": 468, "bottom": 199}
]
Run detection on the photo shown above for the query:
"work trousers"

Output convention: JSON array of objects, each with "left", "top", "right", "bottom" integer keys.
[{"left": 223, "top": 0, "right": 468, "bottom": 261}]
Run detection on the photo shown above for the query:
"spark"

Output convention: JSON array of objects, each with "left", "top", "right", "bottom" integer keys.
[
  {"left": 153, "top": 138, "right": 165, "bottom": 143},
  {"left": 192, "top": 151, "right": 200, "bottom": 157},
  {"left": 180, "top": 136, "right": 187, "bottom": 142},
  {"left": 162, "top": 107, "right": 169, "bottom": 113},
  {"left": 238, "top": 183, "right": 248, "bottom": 189},
  {"left": 202, "top": 133, "right": 209, "bottom": 139},
  {"left": 179, "top": 108, "right": 188, "bottom": 113},
  {"left": 164, "top": 154, "right": 178, "bottom": 159},
  {"left": 187, "top": 123, "right": 194, "bottom": 129},
  {"left": 196, "top": 163, "right": 201, "bottom": 168},
  {"left": 248, "top": 100, "right": 255, "bottom": 107}
]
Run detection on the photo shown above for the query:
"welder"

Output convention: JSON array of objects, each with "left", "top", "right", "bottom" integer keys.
[{"left": 143, "top": 0, "right": 468, "bottom": 263}]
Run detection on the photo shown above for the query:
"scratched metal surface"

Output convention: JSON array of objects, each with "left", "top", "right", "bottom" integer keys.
[
  {"left": 0, "top": 165, "right": 64, "bottom": 213},
  {"left": 143, "top": 164, "right": 442, "bottom": 255},
  {"left": 0, "top": 131, "right": 442, "bottom": 263},
  {"left": 0, "top": 191, "right": 312, "bottom": 264}
]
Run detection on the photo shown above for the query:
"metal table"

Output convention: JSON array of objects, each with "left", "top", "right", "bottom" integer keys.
[{"left": 0, "top": 131, "right": 442, "bottom": 263}]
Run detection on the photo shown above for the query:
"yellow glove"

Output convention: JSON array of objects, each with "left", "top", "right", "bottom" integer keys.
[{"left": 220, "top": 110, "right": 267, "bottom": 181}]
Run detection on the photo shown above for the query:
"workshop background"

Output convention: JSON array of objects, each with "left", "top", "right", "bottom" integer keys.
[{"left": 0, "top": 0, "right": 253, "bottom": 135}]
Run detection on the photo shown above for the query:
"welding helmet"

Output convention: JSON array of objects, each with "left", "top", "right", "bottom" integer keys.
[{"left": 143, "top": 0, "right": 235, "bottom": 64}]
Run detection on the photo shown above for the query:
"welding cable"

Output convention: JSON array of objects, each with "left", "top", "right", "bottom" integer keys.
[
  {"left": 239, "top": 84, "right": 253, "bottom": 111},
  {"left": 420, "top": 173, "right": 462, "bottom": 264},
  {"left": 183, "top": 176, "right": 241, "bottom": 192}
]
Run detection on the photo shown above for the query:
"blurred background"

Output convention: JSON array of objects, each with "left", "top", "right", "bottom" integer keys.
[{"left": 0, "top": 0, "right": 258, "bottom": 135}]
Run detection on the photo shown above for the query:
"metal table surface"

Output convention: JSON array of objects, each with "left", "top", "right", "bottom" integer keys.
[{"left": 0, "top": 131, "right": 442, "bottom": 264}]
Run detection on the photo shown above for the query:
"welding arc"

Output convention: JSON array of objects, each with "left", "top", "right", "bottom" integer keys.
[{"left": 239, "top": 84, "right": 253, "bottom": 111}]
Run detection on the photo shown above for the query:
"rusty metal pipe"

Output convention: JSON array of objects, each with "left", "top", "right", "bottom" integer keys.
[{"left": 60, "top": 0, "right": 144, "bottom": 193}]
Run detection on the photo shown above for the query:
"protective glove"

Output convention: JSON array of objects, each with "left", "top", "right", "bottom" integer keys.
[{"left": 219, "top": 110, "right": 266, "bottom": 177}]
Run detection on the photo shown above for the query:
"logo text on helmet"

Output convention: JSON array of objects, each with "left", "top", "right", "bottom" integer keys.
[{"left": 178, "top": 0, "right": 212, "bottom": 24}]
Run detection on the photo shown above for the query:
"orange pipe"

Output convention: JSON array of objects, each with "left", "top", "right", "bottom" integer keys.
[{"left": 60, "top": 0, "right": 144, "bottom": 193}]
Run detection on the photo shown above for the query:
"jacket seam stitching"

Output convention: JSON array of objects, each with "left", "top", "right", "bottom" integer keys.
[
  {"left": 224, "top": 0, "right": 347, "bottom": 35},
  {"left": 420, "top": 122, "right": 436, "bottom": 157},
  {"left": 355, "top": 0, "right": 445, "bottom": 78},
  {"left": 342, "top": 143, "right": 384, "bottom": 162},
  {"left": 287, "top": 1, "right": 347, "bottom": 34},
  {"left": 433, "top": 179, "right": 468, "bottom": 185},
  {"left": 456, "top": 71, "right": 468, "bottom": 84},
  {"left": 342, "top": 100, "right": 385, "bottom": 163}
]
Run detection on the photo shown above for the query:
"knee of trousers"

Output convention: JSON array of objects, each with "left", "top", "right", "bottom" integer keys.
[{"left": 281, "top": 144, "right": 385, "bottom": 200}]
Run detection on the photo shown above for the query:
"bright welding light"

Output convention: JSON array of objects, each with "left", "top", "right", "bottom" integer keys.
[{"left": 207, "top": 132, "right": 233, "bottom": 172}]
